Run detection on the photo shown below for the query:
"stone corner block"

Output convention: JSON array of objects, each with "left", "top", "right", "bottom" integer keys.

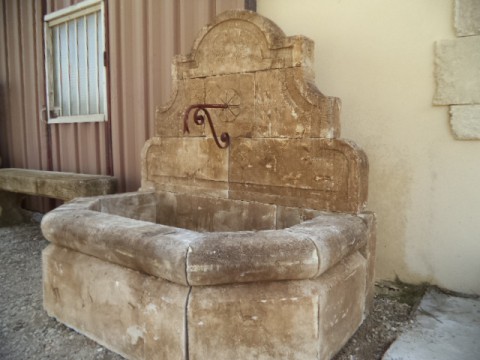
[
  {"left": 433, "top": 36, "right": 480, "bottom": 105},
  {"left": 450, "top": 105, "right": 480, "bottom": 140},
  {"left": 455, "top": 0, "right": 480, "bottom": 37}
]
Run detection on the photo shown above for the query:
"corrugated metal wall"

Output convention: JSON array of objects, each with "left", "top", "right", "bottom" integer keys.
[
  {"left": 0, "top": 0, "right": 48, "bottom": 171},
  {"left": 109, "top": 0, "right": 245, "bottom": 191},
  {"left": 0, "top": 0, "right": 246, "bottom": 203}
]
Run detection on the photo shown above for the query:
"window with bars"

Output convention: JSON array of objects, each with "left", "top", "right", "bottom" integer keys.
[{"left": 44, "top": 0, "right": 107, "bottom": 124}]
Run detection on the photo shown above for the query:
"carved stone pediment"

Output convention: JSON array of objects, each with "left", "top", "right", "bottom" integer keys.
[{"left": 144, "top": 10, "right": 368, "bottom": 213}]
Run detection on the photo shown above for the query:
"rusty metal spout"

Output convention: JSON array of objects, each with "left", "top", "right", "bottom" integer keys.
[{"left": 183, "top": 104, "right": 231, "bottom": 149}]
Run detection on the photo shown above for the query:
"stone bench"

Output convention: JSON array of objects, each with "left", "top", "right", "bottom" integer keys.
[{"left": 0, "top": 168, "right": 117, "bottom": 226}]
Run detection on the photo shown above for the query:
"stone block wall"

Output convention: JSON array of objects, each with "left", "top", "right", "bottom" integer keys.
[
  {"left": 434, "top": 0, "right": 480, "bottom": 140},
  {"left": 143, "top": 10, "right": 369, "bottom": 214}
]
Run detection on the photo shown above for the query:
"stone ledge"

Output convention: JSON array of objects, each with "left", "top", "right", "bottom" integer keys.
[
  {"left": 41, "top": 193, "right": 373, "bottom": 287},
  {"left": 0, "top": 168, "right": 117, "bottom": 226},
  {"left": 0, "top": 168, "right": 117, "bottom": 201}
]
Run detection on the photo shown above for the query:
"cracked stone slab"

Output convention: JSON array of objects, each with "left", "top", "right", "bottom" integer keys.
[{"left": 382, "top": 288, "right": 480, "bottom": 360}]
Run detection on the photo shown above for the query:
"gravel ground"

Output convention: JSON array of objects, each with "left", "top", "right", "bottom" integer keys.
[{"left": 0, "top": 218, "right": 425, "bottom": 360}]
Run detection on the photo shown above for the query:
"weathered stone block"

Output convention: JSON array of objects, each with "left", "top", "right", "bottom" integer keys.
[
  {"left": 289, "top": 212, "right": 368, "bottom": 276},
  {"left": 186, "top": 230, "right": 319, "bottom": 285},
  {"left": 188, "top": 282, "right": 321, "bottom": 360},
  {"left": 155, "top": 191, "right": 276, "bottom": 232},
  {"left": 455, "top": 0, "right": 480, "bottom": 37},
  {"left": 155, "top": 78, "right": 205, "bottom": 137},
  {"left": 43, "top": 244, "right": 189, "bottom": 360},
  {"left": 229, "top": 138, "right": 368, "bottom": 213},
  {"left": 183, "top": 18, "right": 274, "bottom": 78},
  {"left": 43, "top": 244, "right": 147, "bottom": 358},
  {"left": 317, "top": 252, "right": 367, "bottom": 360},
  {"left": 0, "top": 170, "right": 38, "bottom": 194},
  {"left": 0, "top": 168, "right": 117, "bottom": 201},
  {"left": 450, "top": 105, "right": 480, "bottom": 139},
  {"left": 358, "top": 212, "right": 377, "bottom": 313},
  {"left": 187, "top": 252, "right": 366, "bottom": 360},
  {"left": 254, "top": 69, "right": 310, "bottom": 138},
  {"left": 434, "top": 36, "right": 480, "bottom": 105},
  {"left": 205, "top": 73, "right": 255, "bottom": 138},
  {"left": 141, "top": 137, "right": 229, "bottom": 197},
  {"left": 284, "top": 67, "right": 341, "bottom": 139},
  {"left": 41, "top": 208, "right": 194, "bottom": 285},
  {"left": 142, "top": 277, "right": 189, "bottom": 360},
  {"left": 275, "top": 205, "right": 323, "bottom": 229},
  {"left": 99, "top": 191, "right": 157, "bottom": 222}
]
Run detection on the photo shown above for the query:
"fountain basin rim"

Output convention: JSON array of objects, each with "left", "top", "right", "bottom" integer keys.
[{"left": 41, "top": 192, "right": 371, "bottom": 287}]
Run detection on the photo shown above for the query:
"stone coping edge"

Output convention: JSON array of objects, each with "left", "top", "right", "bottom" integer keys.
[{"left": 41, "top": 192, "right": 371, "bottom": 286}]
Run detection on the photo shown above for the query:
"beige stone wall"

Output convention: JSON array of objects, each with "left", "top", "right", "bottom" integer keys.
[{"left": 258, "top": 0, "right": 480, "bottom": 294}]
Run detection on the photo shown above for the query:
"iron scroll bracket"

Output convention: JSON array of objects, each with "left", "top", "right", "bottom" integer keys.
[{"left": 183, "top": 104, "right": 231, "bottom": 149}]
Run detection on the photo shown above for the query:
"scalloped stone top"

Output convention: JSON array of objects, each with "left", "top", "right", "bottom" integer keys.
[{"left": 143, "top": 10, "right": 369, "bottom": 213}]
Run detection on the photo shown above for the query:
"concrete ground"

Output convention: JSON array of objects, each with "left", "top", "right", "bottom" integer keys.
[{"left": 383, "top": 288, "right": 480, "bottom": 360}]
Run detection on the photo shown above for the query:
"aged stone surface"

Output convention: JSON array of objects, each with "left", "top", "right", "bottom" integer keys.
[
  {"left": 288, "top": 212, "right": 369, "bottom": 276},
  {"left": 0, "top": 168, "right": 117, "bottom": 226},
  {"left": 455, "top": 0, "right": 480, "bottom": 37},
  {"left": 229, "top": 138, "right": 368, "bottom": 213},
  {"left": 0, "top": 168, "right": 117, "bottom": 201},
  {"left": 205, "top": 73, "right": 255, "bottom": 138},
  {"left": 42, "top": 206, "right": 195, "bottom": 286},
  {"left": 43, "top": 245, "right": 189, "bottom": 359},
  {"left": 275, "top": 206, "right": 324, "bottom": 229},
  {"left": 186, "top": 230, "right": 319, "bottom": 285},
  {"left": 142, "top": 276, "right": 189, "bottom": 359},
  {"left": 187, "top": 252, "right": 366, "bottom": 360},
  {"left": 143, "top": 136, "right": 368, "bottom": 213},
  {"left": 155, "top": 191, "right": 276, "bottom": 232},
  {"left": 155, "top": 79, "right": 205, "bottom": 137},
  {"left": 44, "top": 242, "right": 367, "bottom": 360},
  {"left": 317, "top": 252, "right": 367, "bottom": 360},
  {"left": 450, "top": 105, "right": 480, "bottom": 139},
  {"left": 42, "top": 195, "right": 371, "bottom": 288},
  {"left": 147, "top": 9, "right": 366, "bottom": 213},
  {"left": 358, "top": 212, "right": 377, "bottom": 313},
  {"left": 142, "top": 137, "right": 229, "bottom": 198},
  {"left": 98, "top": 191, "right": 157, "bottom": 222},
  {"left": 434, "top": 36, "right": 480, "bottom": 105}
]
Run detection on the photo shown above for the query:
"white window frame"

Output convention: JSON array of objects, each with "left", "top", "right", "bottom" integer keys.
[{"left": 44, "top": 0, "right": 108, "bottom": 124}]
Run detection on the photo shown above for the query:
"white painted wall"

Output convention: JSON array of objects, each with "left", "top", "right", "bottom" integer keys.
[{"left": 257, "top": 0, "right": 480, "bottom": 294}]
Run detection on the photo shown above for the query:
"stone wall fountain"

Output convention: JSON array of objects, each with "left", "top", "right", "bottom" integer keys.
[{"left": 41, "top": 10, "right": 376, "bottom": 360}]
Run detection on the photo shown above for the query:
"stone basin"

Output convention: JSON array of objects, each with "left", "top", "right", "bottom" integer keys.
[
  {"left": 41, "top": 191, "right": 375, "bottom": 359},
  {"left": 41, "top": 10, "right": 376, "bottom": 360}
]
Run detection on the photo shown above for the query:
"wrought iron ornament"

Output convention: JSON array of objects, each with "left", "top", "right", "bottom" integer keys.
[{"left": 183, "top": 104, "right": 231, "bottom": 149}]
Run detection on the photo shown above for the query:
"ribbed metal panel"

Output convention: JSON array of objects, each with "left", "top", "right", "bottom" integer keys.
[
  {"left": 0, "top": 0, "right": 245, "bottom": 200},
  {"left": 0, "top": 0, "right": 48, "bottom": 171},
  {"left": 108, "top": 0, "right": 244, "bottom": 191}
]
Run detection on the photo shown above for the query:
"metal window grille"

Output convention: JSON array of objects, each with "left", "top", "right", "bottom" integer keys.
[{"left": 44, "top": 0, "right": 107, "bottom": 124}]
